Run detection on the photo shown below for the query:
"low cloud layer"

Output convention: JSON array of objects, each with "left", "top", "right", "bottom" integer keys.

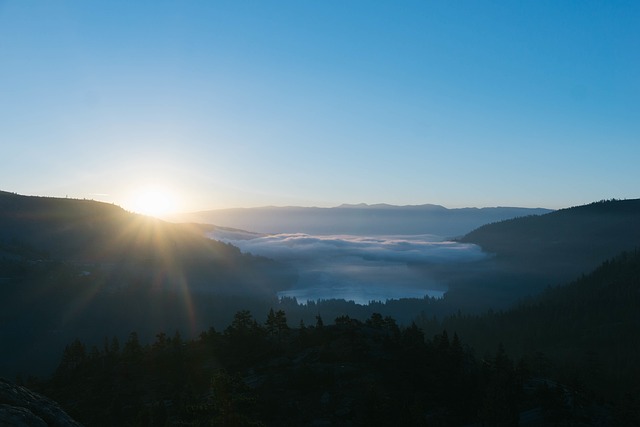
[
  {"left": 210, "top": 231, "right": 486, "bottom": 264},
  {"left": 209, "top": 231, "right": 487, "bottom": 304}
]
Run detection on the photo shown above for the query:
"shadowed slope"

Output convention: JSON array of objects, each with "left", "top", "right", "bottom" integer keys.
[
  {"left": 1, "top": 191, "right": 235, "bottom": 264},
  {"left": 428, "top": 249, "right": 640, "bottom": 407},
  {"left": 420, "top": 199, "right": 640, "bottom": 312},
  {"left": 0, "top": 191, "right": 296, "bottom": 377},
  {"left": 0, "top": 191, "right": 294, "bottom": 294},
  {"left": 460, "top": 199, "right": 640, "bottom": 280}
]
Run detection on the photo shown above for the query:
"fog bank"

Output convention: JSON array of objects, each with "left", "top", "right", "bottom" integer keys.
[{"left": 209, "top": 230, "right": 487, "bottom": 304}]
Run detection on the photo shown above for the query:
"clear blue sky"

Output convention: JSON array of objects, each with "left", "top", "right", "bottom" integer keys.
[{"left": 1, "top": 1, "right": 638, "bottom": 212}]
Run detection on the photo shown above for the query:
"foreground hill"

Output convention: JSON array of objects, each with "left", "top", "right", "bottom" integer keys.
[
  {"left": 0, "top": 191, "right": 293, "bottom": 292},
  {"left": 0, "top": 378, "right": 82, "bottom": 426},
  {"left": 0, "top": 191, "right": 296, "bottom": 377},
  {"left": 1, "top": 190, "right": 248, "bottom": 264},
  {"left": 172, "top": 204, "right": 552, "bottom": 237}
]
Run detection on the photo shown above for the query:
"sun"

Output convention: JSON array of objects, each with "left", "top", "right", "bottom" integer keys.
[{"left": 129, "top": 187, "right": 177, "bottom": 217}]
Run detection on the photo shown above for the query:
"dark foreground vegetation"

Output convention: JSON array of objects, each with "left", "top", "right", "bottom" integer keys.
[
  {"left": 21, "top": 250, "right": 640, "bottom": 426},
  {"left": 423, "top": 250, "right": 640, "bottom": 403},
  {"left": 0, "top": 241, "right": 447, "bottom": 377},
  {"left": 15, "top": 249, "right": 639, "bottom": 426},
  {"left": 25, "top": 310, "right": 614, "bottom": 426}
]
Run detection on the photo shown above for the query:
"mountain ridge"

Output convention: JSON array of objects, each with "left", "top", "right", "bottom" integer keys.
[
  {"left": 184, "top": 201, "right": 551, "bottom": 213},
  {"left": 172, "top": 204, "right": 553, "bottom": 237},
  {"left": 460, "top": 198, "right": 640, "bottom": 274}
]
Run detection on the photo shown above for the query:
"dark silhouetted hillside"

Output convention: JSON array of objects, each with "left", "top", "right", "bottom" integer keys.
[
  {"left": 0, "top": 191, "right": 296, "bottom": 377},
  {"left": 460, "top": 199, "right": 640, "bottom": 281},
  {"left": 1, "top": 190, "right": 245, "bottom": 264},
  {"left": 424, "top": 249, "right": 640, "bottom": 418},
  {"left": 0, "top": 191, "right": 293, "bottom": 291},
  {"left": 408, "top": 199, "right": 640, "bottom": 313}
]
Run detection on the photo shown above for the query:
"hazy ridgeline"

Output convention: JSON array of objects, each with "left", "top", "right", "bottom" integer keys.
[{"left": 172, "top": 204, "right": 552, "bottom": 237}]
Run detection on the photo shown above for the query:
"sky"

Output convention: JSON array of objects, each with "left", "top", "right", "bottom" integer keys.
[{"left": 1, "top": 1, "right": 638, "bottom": 214}]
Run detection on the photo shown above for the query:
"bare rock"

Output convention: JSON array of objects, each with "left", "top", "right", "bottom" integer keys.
[
  {"left": 0, "top": 404, "right": 48, "bottom": 426},
  {"left": 0, "top": 379, "right": 82, "bottom": 427}
]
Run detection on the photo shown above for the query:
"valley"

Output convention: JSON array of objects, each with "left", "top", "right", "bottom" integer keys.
[{"left": 1, "top": 192, "right": 639, "bottom": 425}]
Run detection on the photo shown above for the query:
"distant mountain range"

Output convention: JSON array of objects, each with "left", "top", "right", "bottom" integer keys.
[{"left": 171, "top": 204, "right": 553, "bottom": 237}]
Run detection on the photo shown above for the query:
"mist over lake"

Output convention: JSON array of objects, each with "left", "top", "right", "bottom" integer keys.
[{"left": 209, "top": 230, "right": 486, "bottom": 304}]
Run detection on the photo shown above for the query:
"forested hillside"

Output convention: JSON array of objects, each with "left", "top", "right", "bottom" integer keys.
[
  {"left": 421, "top": 249, "right": 640, "bottom": 417},
  {"left": 433, "top": 199, "right": 640, "bottom": 310},
  {"left": 0, "top": 191, "right": 296, "bottom": 295},
  {"left": 32, "top": 299, "right": 638, "bottom": 426},
  {"left": 30, "top": 311, "right": 580, "bottom": 426},
  {"left": 460, "top": 199, "right": 640, "bottom": 282},
  {"left": 0, "top": 191, "right": 266, "bottom": 268},
  {"left": 0, "top": 191, "right": 296, "bottom": 377}
]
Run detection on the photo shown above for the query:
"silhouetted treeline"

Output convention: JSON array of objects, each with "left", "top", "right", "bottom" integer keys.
[
  {"left": 1, "top": 245, "right": 447, "bottom": 378},
  {"left": 32, "top": 310, "right": 594, "bottom": 426}
]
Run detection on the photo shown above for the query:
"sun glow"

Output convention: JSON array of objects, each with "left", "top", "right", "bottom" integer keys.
[{"left": 129, "top": 187, "right": 178, "bottom": 217}]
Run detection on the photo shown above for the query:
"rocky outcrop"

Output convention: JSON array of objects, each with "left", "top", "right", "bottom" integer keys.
[
  {"left": 0, "top": 379, "right": 82, "bottom": 427},
  {"left": 0, "top": 404, "right": 48, "bottom": 426}
]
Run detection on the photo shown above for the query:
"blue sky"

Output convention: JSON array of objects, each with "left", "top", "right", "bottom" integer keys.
[{"left": 1, "top": 1, "right": 638, "bottom": 213}]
